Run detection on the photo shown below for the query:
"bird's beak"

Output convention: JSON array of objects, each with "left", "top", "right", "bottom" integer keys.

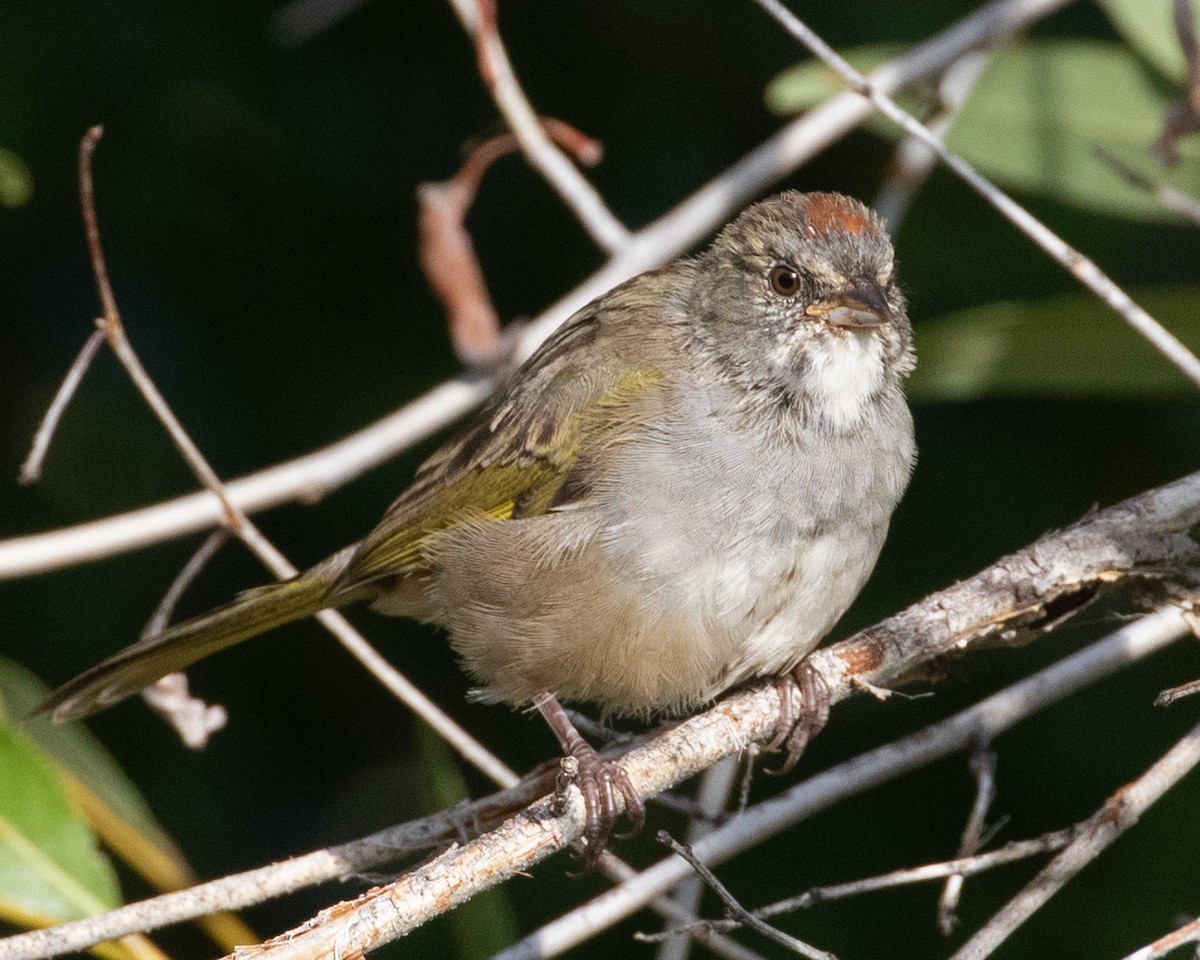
[{"left": 806, "top": 278, "right": 892, "bottom": 329}]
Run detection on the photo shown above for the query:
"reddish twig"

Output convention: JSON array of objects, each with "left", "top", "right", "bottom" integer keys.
[
  {"left": 418, "top": 121, "right": 603, "bottom": 369},
  {"left": 446, "top": 0, "right": 628, "bottom": 251}
]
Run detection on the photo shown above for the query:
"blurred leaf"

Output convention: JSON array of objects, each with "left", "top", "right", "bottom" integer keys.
[
  {"left": 0, "top": 660, "right": 179, "bottom": 859},
  {"left": 415, "top": 724, "right": 517, "bottom": 960},
  {"left": 768, "top": 40, "right": 1200, "bottom": 221},
  {"left": 765, "top": 44, "right": 906, "bottom": 115},
  {"left": 947, "top": 40, "right": 1200, "bottom": 220},
  {"left": 0, "top": 724, "right": 119, "bottom": 922},
  {"left": 1098, "top": 0, "right": 1192, "bottom": 82},
  {"left": 910, "top": 288, "right": 1200, "bottom": 401},
  {"left": 0, "top": 659, "right": 257, "bottom": 951},
  {"left": 0, "top": 149, "right": 33, "bottom": 208}
]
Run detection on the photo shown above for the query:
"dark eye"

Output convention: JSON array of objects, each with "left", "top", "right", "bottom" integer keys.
[{"left": 769, "top": 264, "right": 801, "bottom": 297}]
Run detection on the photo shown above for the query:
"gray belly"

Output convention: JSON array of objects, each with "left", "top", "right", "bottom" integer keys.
[{"left": 417, "top": 382, "right": 914, "bottom": 714}]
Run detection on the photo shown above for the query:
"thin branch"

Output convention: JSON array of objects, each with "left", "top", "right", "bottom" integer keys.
[
  {"left": 873, "top": 49, "right": 990, "bottom": 226},
  {"left": 18, "top": 329, "right": 106, "bottom": 485},
  {"left": 419, "top": 121, "right": 604, "bottom": 369},
  {"left": 489, "top": 608, "right": 1190, "bottom": 960},
  {"left": 444, "top": 0, "right": 629, "bottom": 252},
  {"left": 938, "top": 739, "right": 997, "bottom": 935},
  {"left": 750, "top": 0, "right": 1200, "bottom": 392},
  {"left": 139, "top": 527, "right": 231, "bottom": 748},
  {"left": 0, "top": 0, "right": 1074, "bottom": 583},
  {"left": 949, "top": 719, "right": 1200, "bottom": 960},
  {"left": 655, "top": 756, "right": 742, "bottom": 960},
  {"left": 638, "top": 826, "right": 1080, "bottom": 942},
  {"left": 655, "top": 833, "right": 834, "bottom": 960},
  {"left": 1092, "top": 147, "right": 1200, "bottom": 227},
  {"left": 64, "top": 127, "right": 516, "bottom": 786},
  {"left": 1122, "top": 915, "right": 1200, "bottom": 960},
  {"left": 1155, "top": 611, "right": 1200, "bottom": 704}
]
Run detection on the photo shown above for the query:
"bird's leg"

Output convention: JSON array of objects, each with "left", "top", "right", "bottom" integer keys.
[
  {"left": 534, "top": 691, "right": 645, "bottom": 865},
  {"left": 766, "top": 660, "right": 830, "bottom": 775}
]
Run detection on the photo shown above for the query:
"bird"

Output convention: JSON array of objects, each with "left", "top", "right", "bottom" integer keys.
[{"left": 40, "top": 190, "right": 916, "bottom": 860}]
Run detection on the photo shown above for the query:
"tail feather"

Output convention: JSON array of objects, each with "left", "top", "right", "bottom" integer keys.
[{"left": 39, "top": 573, "right": 334, "bottom": 723}]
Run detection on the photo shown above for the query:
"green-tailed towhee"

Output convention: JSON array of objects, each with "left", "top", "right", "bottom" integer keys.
[{"left": 41, "top": 190, "right": 916, "bottom": 857}]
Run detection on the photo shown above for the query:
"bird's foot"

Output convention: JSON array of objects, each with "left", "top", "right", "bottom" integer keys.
[
  {"left": 535, "top": 692, "right": 645, "bottom": 868},
  {"left": 765, "top": 660, "right": 830, "bottom": 775}
]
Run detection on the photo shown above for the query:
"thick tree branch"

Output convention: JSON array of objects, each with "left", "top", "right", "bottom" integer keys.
[{"left": 4, "top": 468, "right": 1189, "bottom": 960}]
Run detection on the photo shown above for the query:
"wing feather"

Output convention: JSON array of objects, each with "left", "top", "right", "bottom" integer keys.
[{"left": 333, "top": 310, "right": 662, "bottom": 592}]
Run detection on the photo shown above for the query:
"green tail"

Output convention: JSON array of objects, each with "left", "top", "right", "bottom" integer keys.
[{"left": 40, "top": 572, "right": 335, "bottom": 723}]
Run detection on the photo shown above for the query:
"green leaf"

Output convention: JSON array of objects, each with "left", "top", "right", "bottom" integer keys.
[
  {"left": 767, "top": 40, "right": 1200, "bottom": 222},
  {"left": 415, "top": 723, "right": 518, "bottom": 960},
  {"left": 0, "top": 659, "right": 179, "bottom": 861},
  {"left": 0, "top": 149, "right": 33, "bottom": 209},
  {"left": 765, "top": 44, "right": 907, "bottom": 116},
  {"left": 1098, "top": 0, "right": 1193, "bottom": 82},
  {"left": 909, "top": 289, "right": 1200, "bottom": 402},
  {"left": 0, "top": 726, "right": 120, "bottom": 922},
  {"left": 946, "top": 40, "right": 1200, "bottom": 220}
]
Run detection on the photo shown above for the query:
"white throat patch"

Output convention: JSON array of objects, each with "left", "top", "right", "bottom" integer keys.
[{"left": 799, "top": 331, "right": 887, "bottom": 430}]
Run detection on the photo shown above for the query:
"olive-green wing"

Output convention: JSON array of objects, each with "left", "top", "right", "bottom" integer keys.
[{"left": 334, "top": 311, "right": 661, "bottom": 592}]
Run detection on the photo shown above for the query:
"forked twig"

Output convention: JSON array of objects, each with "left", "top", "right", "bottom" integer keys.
[
  {"left": 655, "top": 832, "right": 835, "bottom": 960},
  {"left": 51, "top": 127, "right": 515, "bottom": 787},
  {"left": 419, "top": 121, "right": 605, "bottom": 369},
  {"left": 949, "top": 720, "right": 1200, "bottom": 960},
  {"left": 139, "top": 529, "right": 231, "bottom": 748},
  {"left": 638, "top": 826, "right": 1081, "bottom": 943},
  {"left": 938, "top": 739, "right": 997, "bottom": 934},
  {"left": 445, "top": 0, "right": 628, "bottom": 252}
]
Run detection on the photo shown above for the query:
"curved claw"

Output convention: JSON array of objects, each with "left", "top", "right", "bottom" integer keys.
[
  {"left": 765, "top": 661, "right": 830, "bottom": 776},
  {"left": 535, "top": 691, "right": 644, "bottom": 870}
]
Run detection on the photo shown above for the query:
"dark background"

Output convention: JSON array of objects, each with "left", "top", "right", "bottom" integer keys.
[{"left": 3, "top": 2, "right": 1200, "bottom": 957}]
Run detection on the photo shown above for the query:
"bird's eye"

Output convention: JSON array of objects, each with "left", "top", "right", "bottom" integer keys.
[{"left": 768, "top": 264, "right": 801, "bottom": 297}]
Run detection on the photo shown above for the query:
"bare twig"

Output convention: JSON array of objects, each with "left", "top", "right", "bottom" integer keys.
[
  {"left": 638, "top": 826, "right": 1081, "bottom": 942},
  {"left": 138, "top": 529, "right": 231, "bottom": 748},
  {"left": 490, "top": 608, "right": 1190, "bottom": 960},
  {"left": 751, "top": 0, "right": 1200, "bottom": 392},
  {"left": 655, "top": 833, "right": 835, "bottom": 960},
  {"left": 949, "top": 719, "right": 1200, "bottom": 960},
  {"left": 1093, "top": 147, "right": 1200, "bottom": 227},
  {"left": 419, "top": 121, "right": 604, "bottom": 369},
  {"left": 1122, "top": 914, "right": 1200, "bottom": 960},
  {"left": 873, "top": 49, "right": 990, "bottom": 226},
  {"left": 1156, "top": 609, "right": 1200, "bottom": 704},
  {"left": 655, "top": 756, "right": 741, "bottom": 960},
  {"left": 18, "top": 329, "right": 106, "bottom": 485},
  {"left": 0, "top": 0, "right": 1074, "bottom": 584},
  {"left": 139, "top": 529, "right": 231, "bottom": 641},
  {"left": 938, "top": 739, "right": 997, "bottom": 934},
  {"left": 61, "top": 127, "right": 516, "bottom": 786},
  {"left": 444, "top": 0, "right": 628, "bottom": 252}
]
